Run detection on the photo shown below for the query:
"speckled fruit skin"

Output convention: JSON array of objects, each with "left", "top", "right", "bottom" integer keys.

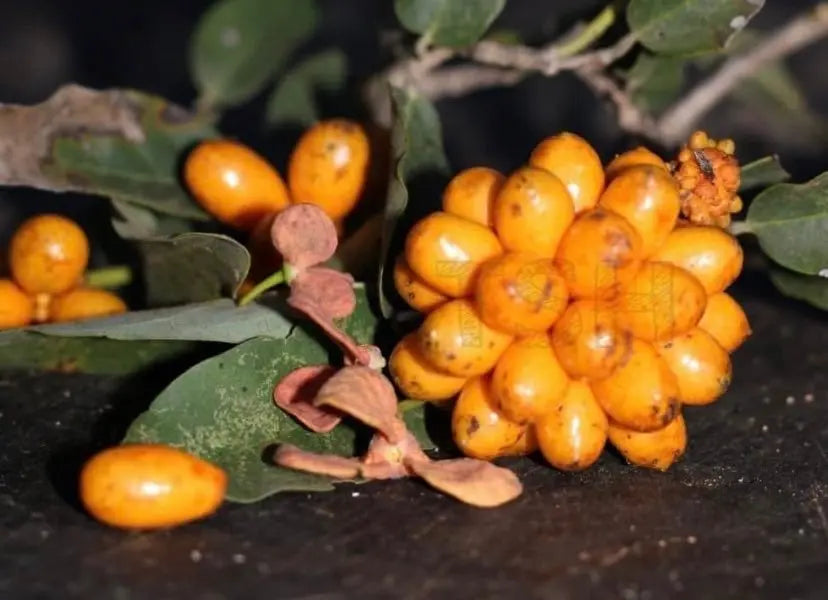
[
  {"left": 656, "top": 328, "right": 732, "bottom": 406},
  {"left": 184, "top": 140, "right": 290, "bottom": 231},
  {"left": 0, "top": 279, "right": 34, "bottom": 329},
  {"left": 80, "top": 444, "right": 227, "bottom": 530},
  {"left": 442, "top": 166, "right": 505, "bottom": 227},
  {"left": 392, "top": 256, "right": 448, "bottom": 313},
  {"left": 50, "top": 288, "right": 127, "bottom": 323},
  {"left": 389, "top": 333, "right": 467, "bottom": 402},
  {"left": 608, "top": 414, "right": 687, "bottom": 471},
  {"left": 287, "top": 119, "right": 370, "bottom": 220},
  {"left": 529, "top": 132, "right": 605, "bottom": 213},
  {"left": 10, "top": 214, "right": 89, "bottom": 295}
]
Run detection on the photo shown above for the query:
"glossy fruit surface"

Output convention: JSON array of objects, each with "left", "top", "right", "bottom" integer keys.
[
  {"left": 608, "top": 414, "right": 687, "bottom": 471},
  {"left": 389, "top": 333, "right": 467, "bottom": 402},
  {"left": 529, "top": 132, "right": 604, "bottom": 213},
  {"left": 698, "top": 292, "right": 750, "bottom": 352},
  {"left": 474, "top": 252, "right": 568, "bottom": 336},
  {"left": 10, "top": 214, "right": 89, "bottom": 294},
  {"left": 80, "top": 444, "right": 227, "bottom": 529},
  {"left": 0, "top": 279, "right": 34, "bottom": 329},
  {"left": 418, "top": 299, "right": 513, "bottom": 377},
  {"left": 184, "top": 140, "right": 290, "bottom": 230},
  {"left": 657, "top": 328, "right": 731, "bottom": 405},
  {"left": 493, "top": 166, "right": 574, "bottom": 257},
  {"left": 615, "top": 262, "right": 706, "bottom": 341},
  {"left": 554, "top": 208, "right": 643, "bottom": 300},
  {"left": 405, "top": 211, "right": 503, "bottom": 297},
  {"left": 287, "top": 119, "right": 370, "bottom": 220},
  {"left": 536, "top": 380, "right": 608, "bottom": 471},
  {"left": 491, "top": 334, "right": 569, "bottom": 423},
  {"left": 605, "top": 147, "right": 667, "bottom": 181},
  {"left": 393, "top": 256, "right": 447, "bottom": 313},
  {"left": 50, "top": 288, "right": 127, "bottom": 322},
  {"left": 442, "top": 166, "right": 504, "bottom": 227},
  {"left": 591, "top": 338, "right": 680, "bottom": 432}
]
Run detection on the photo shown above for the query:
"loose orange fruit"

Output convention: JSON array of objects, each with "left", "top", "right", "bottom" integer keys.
[
  {"left": 656, "top": 328, "right": 732, "bottom": 406},
  {"left": 605, "top": 147, "right": 667, "bottom": 181},
  {"left": 529, "top": 132, "right": 604, "bottom": 213},
  {"left": 287, "top": 119, "right": 370, "bottom": 220},
  {"left": 0, "top": 279, "right": 34, "bottom": 329},
  {"left": 493, "top": 166, "right": 574, "bottom": 257},
  {"left": 184, "top": 140, "right": 290, "bottom": 230},
  {"left": 474, "top": 252, "right": 569, "bottom": 336},
  {"left": 608, "top": 414, "right": 687, "bottom": 471},
  {"left": 80, "top": 444, "right": 227, "bottom": 529},
  {"left": 393, "top": 256, "right": 448, "bottom": 313},
  {"left": 389, "top": 333, "right": 467, "bottom": 402},
  {"left": 442, "top": 166, "right": 504, "bottom": 227},
  {"left": 404, "top": 211, "right": 503, "bottom": 297},
  {"left": 50, "top": 288, "right": 127, "bottom": 322},
  {"left": 10, "top": 214, "right": 89, "bottom": 294},
  {"left": 698, "top": 292, "right": 751, "bottom": 352}
]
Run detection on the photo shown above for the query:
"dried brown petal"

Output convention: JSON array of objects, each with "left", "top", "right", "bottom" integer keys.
[
  {"left": 287, "top": 293, "right": 370, "bottom": 367},
  {"left": 274, "top": 444, "right": 360, "bottom": 479},
  {"left": 290, "top": 267, "right": 356, "bottom": 320},
  {"left": 270, "top": 204, "right": 338, "bottom": 270},
  {"left": 273, "top": 365, "right": 341, "bottom": 432},
  {"left": 344, "top": 344, "right": 387, "bottom": 370},
  {"left": 363, "top": 430, "right": 430, "bottom": 471},
  {"left": 408, "top": 458, "right": 523, "bottom": 508}
]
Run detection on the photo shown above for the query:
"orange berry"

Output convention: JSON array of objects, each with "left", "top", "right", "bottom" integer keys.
[
  {"left": 389, "top": 333, "right": 467, "bottom": 402},
  {"left": 554, "top": 208, "right": 643, "bottom": 300},
  {"left": 551, "top": 299, "right": 632, "bottom": 380},
  {"left": 491, "top": 334, "right": 569, "bottom": 423},
  {"left": 452, "top": 376, "right": 535, "bottom": 460},
  {"left": 605, "top": 147, "right": 667, "bottom": 181},
  {"left": 287, "top": 119, "right": 370, "bottom": 220},
  {"left": 50, "top": 288, "right": 127, "bottom": 323},
  {"left": 0, "top": 279, "right": 34, "bottom": 329},
  {"left": 608, "top": 414, "right": 687, "bottom": 471},
  {"left": 529, "top": 132, "right": 604, "bottom": 213},
  {"left": 418, "top": 298, "right": 513, "bottom": 377},
  {"left": 442, "top": 166, "right": 504, "bottom": 227},
  {"left": 591, "top": 338, "right": 680, "bottom": 432},
  {"left": 10, "top": 214, "right": 89, "bottom": 294},
  {"left": 698, "top": 292, "right": 751, "bottom": 352},
  {"left": 597, "top": 165, "right": 680, "bottom": 257},
  {"left": 404, "top": 212, "right": 502, "bottom": 297},
  {"left": 535, "top": 380, "right": 608, "bottom": 471},
  {"left": 474, "top": 252, "right": 569, "bottom": 336},
  {"left": 615, "top": 262, "right": 707, "bottom": 341},
  {"left": 184, "top": 140, "right": 290, "bottom": 230},
  {"left": 80, "top": 444, "right": 227, "bottom": 530},
  {"left": 392, "top": 256, "right": 448, "bottom": 313},
  {"left": 650, "top": 225, "right": 743, "bottom": 294},
  {"left": 656, "top": 328, "right": 732, "bottom": 406},
  {"left": 493, "top": 166, "right": 574, "bottom": 257}
]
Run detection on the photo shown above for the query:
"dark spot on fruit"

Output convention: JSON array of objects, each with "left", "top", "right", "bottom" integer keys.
[
  {"left": 588, "top": 210, "right": 608, "bottom": 221},
  {"left": 467, "top": 416, "right": 480, "bottom": 436},
  {"left": 446, "top": 352, "right": 457, "bottom": 361},
  {"left": 463, "top": 363, "right": 472, "bottom": 371},
  {"left": 663, "top": 341, "right": 673, "bottom": 349},
  {"left": 488, "top": 341, "right": 495, "bottom": 348},
  {"left": 567, "top": 461, "right": 581, "bottom": 470},
  {"left": 694, "top": 149, "right": 715, "bottom": 180},
  {"left": 510, "top": 203, "right": 522, "bottom": 217}
]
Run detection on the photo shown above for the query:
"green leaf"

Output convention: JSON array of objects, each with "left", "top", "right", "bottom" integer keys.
[
  {"left": 394, "top": 0, "right": 505, "bottom": 47},
  {"left": 398, "top": 400, "right": 448, "bottom": 451},
  {"left": 111, "top": 199, "right": 194, "bottom": 239},
  {"left": 265, "top": 49, "right": 347, "bottom": 128},
  {"left": 190, "top": 0, "right": 318, "bottom": 109},
  {"left": 627, "top": 0, "right": 764, "bottom": 55},
  {"left": 378, "top": 87, "right": 449, "bottom": 317},
  {"left": 135, "top": 233, "right": 250, "bottom": 306},
  {"left": 746, "top": 172, "right": 828, "bottom": 275},
  {"left": 624, "top": 52, "right": 686, "bottom": 113},
  {"left": 739, "top": 155, "right": 789, "bottom": 191},
  {"left": 769, "top": 268, "right": 828, "bottom": 311}
]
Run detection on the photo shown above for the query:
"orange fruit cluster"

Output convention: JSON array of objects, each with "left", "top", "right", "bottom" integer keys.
[
  {"left": 389, "top": 132, "right": 750, "bottom": 472},
  {"left": 0, "top": 214, "right": 126, "bottom": 330}
]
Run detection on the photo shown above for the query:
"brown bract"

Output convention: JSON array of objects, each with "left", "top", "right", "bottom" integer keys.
[
  {"left": 273, "top": 365, "right": 341, "bottom": 433},
  {"left": 270, "top": 204, "right": 338, "bottom": 270}
]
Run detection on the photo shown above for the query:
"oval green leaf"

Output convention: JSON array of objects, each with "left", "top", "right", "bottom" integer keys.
[
  {"left": 739, "top": 155, "right": 789, "bottom": 192},
  {"left": 394, "top": 0, "right": 505, "bottom": 47},
  {"left": 769, "top": 267, "right": 828, "bottom": 311},
  {"left": 624, "top": 52, "right": 687, "bottom": 113}
]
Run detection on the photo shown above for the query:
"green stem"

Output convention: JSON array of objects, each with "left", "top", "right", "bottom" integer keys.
[
  {"left": 555, "top": 3, "right": 619, "bottom": 57},
  {"left": 84, "top": 265, "right": 133, "bottom": 289},
  {"left": 238, "top": 269, "right": 286, "bottom": 306},
  {"left": 729, "top": 220, "right": 752, "bottom": 236}
]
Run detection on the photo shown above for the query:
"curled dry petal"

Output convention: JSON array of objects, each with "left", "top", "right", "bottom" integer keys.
[
  {"left": 274, "top": 444, "right": 361, "bottom": 479},
  {"left": 290, "top": 267, "right": 356, "bottom": 320},
  {"left": 273, "top": 365, "right": 341, "bottom": 433},
  {"left": 345, "top": 344, "right": 387, "bottom": 370},
  {"left": 407, "top": 458, "right": 523, "bottom": 508},
  {"left": 363, "top": 430, "right": 430, "bottom": 473},
  {"left": 270, "top": 204, "right": 338, "bottom": 270},
  {"left": 288, "top": 293, "right": 370, "bottom": 367}
]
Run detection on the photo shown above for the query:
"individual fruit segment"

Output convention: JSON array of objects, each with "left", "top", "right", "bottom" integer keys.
[
  {"left": 529, "top": 132, "right": 604, "bottom": 213},
  {"left": 535, "top": 380, "right": 608, "bottom": 471},
  {"left": 615, "top": 262, "right": 707, "bottom": 341},
  {"left": 493, "top": 166, "right": 574, "bottom": 257},
  {"left": 288, "top": 119, "right": 370, "bottom": 220},
  {"left": 393, "top": 256, "right": 448, "bottom": 313},
  {"left": 452, "top": 376, "right": 535, "bottom": 460},
  {"left": 0, "top": 279, "right": 34, "bottom": 329},
  {"left": 10, "top": 214, "right": 89, "bottom": 294},
  {"left": 657, "top": 328, "right": 732, "bottom": 405},
  {"left": 184, "top": 140, "right": 290, "bottom": 230},
  {"left": 698, "top": 292, "right": 751, "bottom": 352},
  {"left": 491, "top": 334, "right": 569, "bottom": 423},
  {"left": 554, "top": 208, "right": 643, "bottom": 300},
  {"left": 597, "top": 165, "right": 680, "bottom": 257},
  {"left": 651, "top": 225, "right": 743, "bottom": 294},
  {"left": 389, "top": 333, "right": 467, "bottom": 402},
  {"left": 405, "top": 211, "right": 503, "bottom": 297},
  {"left": 551, "top": 299, "right": 632, "bottom": 380},
  {"left": 49, "top": 288, "right": 127, "bottom": 322},
  {"left": 442, "top": 167, "right": 505, "bottom": 227},
  {"left": 605, "top": 147, "right": 667, "bottom": 181},
  {"left": 591, "top": 338, "right": 680, "bottom": 432},
  {"left": 608, "top": 414, "right": 687, "bottom": 471},
  {"left": 80, "top": 444, "right": 227, "bottom": 530},
  {"left": 474, "top": 252, "right": 569, "bottom": 336},
  {"left": 418, "top": 299, "right": 513, "bottom": 377}
]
